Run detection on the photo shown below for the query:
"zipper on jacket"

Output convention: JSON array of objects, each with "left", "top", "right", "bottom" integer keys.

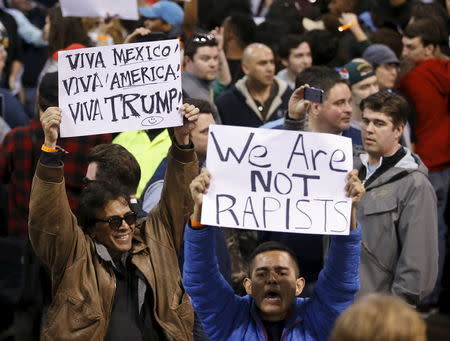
[
  {"left": 251, "top": 310, "right": 269, "bottom": 341},
  {"left": 281, "top": 318, "right": 303, "bottom": 341}
]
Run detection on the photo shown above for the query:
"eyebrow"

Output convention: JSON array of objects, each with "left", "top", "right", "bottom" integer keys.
[{"left": 255, "top": 266, "right": 290, "bottom": 272}]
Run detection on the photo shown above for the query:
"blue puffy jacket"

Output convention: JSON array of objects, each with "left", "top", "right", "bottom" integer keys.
[{"left": 183, "top": 225, "right": 361, "bottom": 341}]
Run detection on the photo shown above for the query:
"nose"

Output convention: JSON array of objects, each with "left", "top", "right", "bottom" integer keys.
[
  {"left": 401, "top": 48, "right": 408, "bottom": 59},
  {"left": 210, "top": 59, "right": 218, "bottom": 69},
  {"left": 344, "top": 100, "right": 352, "bottom": 114},
  {"left": 365, "top": 121, "right": 375, "bottom": 133},
  {"left": 266, "top": 64, "right": 275, "bottom": 75},
  {"left": 267, "top": 271, "right": 279, "bottom": 283}
]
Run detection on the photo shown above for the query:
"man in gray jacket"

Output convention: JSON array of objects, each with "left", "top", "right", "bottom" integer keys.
[{"left": 356, "top": 90, "right": 438, "bottom": 306}]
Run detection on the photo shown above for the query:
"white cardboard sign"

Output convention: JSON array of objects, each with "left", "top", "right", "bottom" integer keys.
[
  {"left": 60, "top": 0, "right": 139, "bottom": 20},
  {"left": 201, "top": 125, "right": 354, "bottom": 235},
  {"left": 58, "top": 40, "right": 183, "bottom": 137}
]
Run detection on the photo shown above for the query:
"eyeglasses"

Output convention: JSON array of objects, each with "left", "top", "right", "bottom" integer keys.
[
  {"left": 192, "top": 33, "right": 216, "bottom": 44},
  {"left": 95, "top": 211, "right": 137, "bottom": 230}
]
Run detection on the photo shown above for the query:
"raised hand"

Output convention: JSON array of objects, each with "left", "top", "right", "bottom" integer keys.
[
  {"left": 210, "top": 26, "right": 224, "bottom": 51},
  {"left": 288, "top": 84, "right": 312, "bottom": 121},
  {"left": 173, "top": 103, "right": 200, "bottom": 145},
  {"left": 345, "top": 169, "right": 365, "bottom": 230},
  {"left": 123, "top": 27, "right": 152, "bottom": 44},
  {"left": 189, "top": 168, "right": 211, "bottom": 222},
  {"left": 40, "top": 107, "right": 62, "bottom": 149}
]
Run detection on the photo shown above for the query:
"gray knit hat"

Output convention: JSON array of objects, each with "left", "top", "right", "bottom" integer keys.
[{"left": 363, "top": 44, "right": 399, "bottom": 67}]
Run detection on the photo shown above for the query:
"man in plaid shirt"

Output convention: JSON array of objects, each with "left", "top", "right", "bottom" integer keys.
[{"left": 0, "top": 72, "right": 111, "bottom": 240}]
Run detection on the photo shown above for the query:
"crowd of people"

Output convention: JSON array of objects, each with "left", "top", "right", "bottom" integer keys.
[{"left": 0, "top": 0, "right": 449, "bottom": 340}]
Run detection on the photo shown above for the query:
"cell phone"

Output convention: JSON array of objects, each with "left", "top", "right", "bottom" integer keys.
[{"left": 304, "top": 87, "right": 324, "bottom": 103}]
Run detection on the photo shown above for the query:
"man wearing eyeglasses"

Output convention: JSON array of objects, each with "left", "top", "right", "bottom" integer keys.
[{"left": 28, "top": 103, "right": 200, "bottom": 340}]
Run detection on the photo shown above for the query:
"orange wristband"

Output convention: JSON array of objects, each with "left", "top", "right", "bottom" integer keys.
[
  {"left": 190, "top": 219, "right": 203, "bottom": 227},
  {"left": 338, "top": 20, "right": 358, "bottom": 32},
  {"left": 41, "top": 144, "right": 58, "bottom": 153}
]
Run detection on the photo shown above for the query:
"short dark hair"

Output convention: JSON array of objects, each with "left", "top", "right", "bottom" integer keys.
[
  {"left": 278, "top": 34, "right": 310, "bottom": 60},
  {"left": 77, "top": 181, "right": 129, "bottom": 231},
  {"left": 184, "top": 97, "right": 214, "bottom": 114},
  {"left": 87, "top": 144, "right": 141, "bottom": 195},
  {"left": 411, "top": 2, "right": 448, "bottom": 26},
  {"left": 38, "top": 72, "right": 58, "bottom": 112},
  {"left": 184, "top": 32, "right": 218, "bottom": 58},
  {"left": 360, "top": 91, "right": 409, "bottom": 128},
  {"left": 248, "top": 241, "right": 300, "bottom": 276},
  {"left": 369, "top": 28, "right": 403, "bottom": 59},
  {"left": 224, "top": 13, "right": 256, "bottom": 46},
  {"left": 403, "top": 17, "right": 447, "bottom": 48},
  {"left": 303, "top": 29, "right": 339, "bottom": 66},
  {"left": 295, "top": 66, "right": 348, "bottom": 98}
]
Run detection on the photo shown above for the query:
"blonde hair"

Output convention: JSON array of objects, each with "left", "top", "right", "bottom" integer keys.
[{"left": 329, "top": 294, "right": 427, "bottom": 341}]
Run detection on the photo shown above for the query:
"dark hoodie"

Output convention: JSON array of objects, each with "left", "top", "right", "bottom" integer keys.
[{"left": 399, "top": 59, "right": 450, "bottom": 172}]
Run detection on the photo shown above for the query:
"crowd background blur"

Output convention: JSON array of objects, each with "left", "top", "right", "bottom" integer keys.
[{"left": 0, "top": 0, "right": 449, "bottom": 340}]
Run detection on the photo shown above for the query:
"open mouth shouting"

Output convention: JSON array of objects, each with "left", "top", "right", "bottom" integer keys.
[{"left": 264, "top": 288, "right": 282, "bottom": 304}]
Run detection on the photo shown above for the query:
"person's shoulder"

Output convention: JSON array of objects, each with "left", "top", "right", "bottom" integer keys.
[{"left": 215, "top": 84, "right": 240, "bottom": 103}]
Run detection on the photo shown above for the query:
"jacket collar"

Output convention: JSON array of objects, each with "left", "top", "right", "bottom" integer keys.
[{"left": 235, "top": 76, "right": 288, "bottom": 122}]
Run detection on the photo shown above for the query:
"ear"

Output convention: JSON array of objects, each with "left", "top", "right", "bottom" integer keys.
[
  {"left": 243, "top": 277, "right": 252, "bottom": 295},
  {"left": 281, "top": 58, "right": 289, "bottom": 68},
  {"left": 242, "top": 62, "right": 250, "bottom": 75},
  {"left": 184, "top": 55, "right": 193, "bottom": 65},
  {"left": 309, "top": 102, "right": 321, "bottom": 117},
  {"left": 394, "top": 123, "right": 404, "bottom": 141},
  {"left": 295, "top": 277, "right": 305, "bottom": 296},
  {"left": 424, "top": 44, "right": 436, "bottom": 58}
]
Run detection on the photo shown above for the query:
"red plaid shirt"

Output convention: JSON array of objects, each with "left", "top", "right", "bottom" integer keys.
[{"left": 0, "top": 119, "right": 112, "bottom": 240}]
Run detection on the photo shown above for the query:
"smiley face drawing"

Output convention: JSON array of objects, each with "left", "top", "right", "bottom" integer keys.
[{"left": 141, "top": 116, "right": 164, "bottom": 126}]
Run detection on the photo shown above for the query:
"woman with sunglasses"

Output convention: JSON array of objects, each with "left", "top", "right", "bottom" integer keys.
[{"left": 28, "top": 104, "right": 200, "bottom": 341}]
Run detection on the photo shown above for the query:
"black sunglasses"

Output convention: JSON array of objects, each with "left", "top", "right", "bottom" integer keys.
[
  {"left": 95, "top": 211, "right": 137, "bottom": 230},
  {"left": 82, "top": 176, "right": 97, "bottom": 186}
]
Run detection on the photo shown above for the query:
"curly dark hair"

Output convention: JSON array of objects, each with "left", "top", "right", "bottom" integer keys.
[{"left": 77, "top": 181, "right": 130, "bottom": 232}]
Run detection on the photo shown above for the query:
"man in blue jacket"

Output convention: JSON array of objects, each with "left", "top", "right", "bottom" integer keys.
[{"left": 183, "top": 168, "right": 364, "bottom": 341}]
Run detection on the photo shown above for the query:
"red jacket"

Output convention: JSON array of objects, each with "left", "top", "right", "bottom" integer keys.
[{"left": 399, "top": 59, "right": 450, "bottom": 172}]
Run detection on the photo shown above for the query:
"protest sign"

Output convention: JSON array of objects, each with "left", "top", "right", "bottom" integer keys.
[
  {"left": 201, "top": 125, "right": 354, "bottom": 235},
  {"left": 58, "top": 39, "right": 183, "bottom": 137},
  {"left": 60, "top": 0, "right": 139, "bottom": 20}
]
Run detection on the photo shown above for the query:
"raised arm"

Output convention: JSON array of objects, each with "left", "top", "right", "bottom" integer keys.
[
  {"left": 211, "top": 26, "right": 232, "bottom": 87},
  {"left": 28, "top": 107, "right": 84, "bottom": 275},
  {"left": 305, "top": 170, "right": 364, "bottom": 339},
  {"left": 152, "top": 104, "right": 199, "bottom": 252},
  {"left": 183, "top": 169, "right": 248, "bottom": 340},
  {"left": 283, "top": 85, "right": 311, "bottom": 131}
]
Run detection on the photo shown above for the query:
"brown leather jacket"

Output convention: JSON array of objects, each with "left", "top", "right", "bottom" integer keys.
[{"left": 28, "top": 143, "right": 198, "bottom": 340}]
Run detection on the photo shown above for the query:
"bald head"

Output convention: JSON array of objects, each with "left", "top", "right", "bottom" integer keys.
[
  {"left": 242, "top": 43, "right": 273, "bottom": 65},
  {"left": 241, "top": 43, "right": 275, "bottom": 86}
]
